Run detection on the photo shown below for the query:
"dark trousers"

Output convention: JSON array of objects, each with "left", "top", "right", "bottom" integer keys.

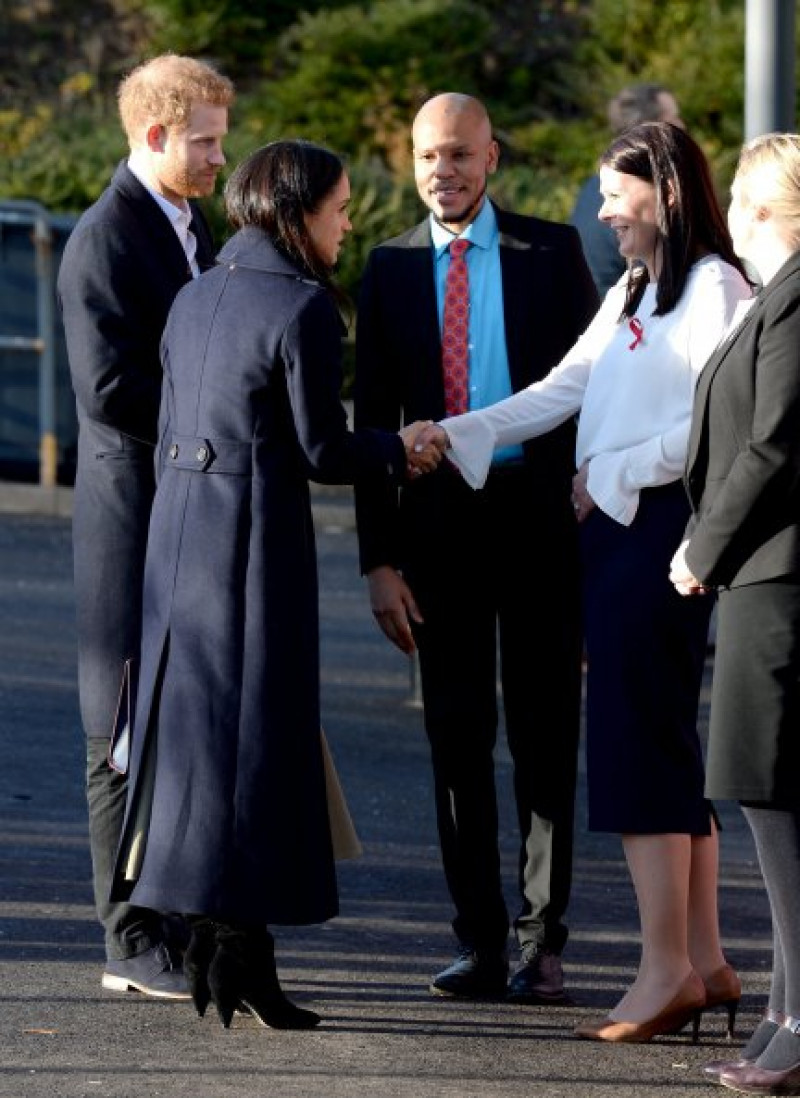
[
  {"left": 86, "top": 738, "right": 162, "bottom": 961},
  {"left": 75, "top": 430, "right": 164, "bottom": 960},
  {"left": 407, "top": 466, "right": 582, "bottom": 956}
]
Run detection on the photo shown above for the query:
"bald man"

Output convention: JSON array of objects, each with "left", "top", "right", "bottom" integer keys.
[{"left": 354, "top": 94, "right": 598, "bottom": 1002}]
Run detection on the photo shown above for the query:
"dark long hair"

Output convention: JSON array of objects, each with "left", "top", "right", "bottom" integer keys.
[
  {"left": 224, "top": 140, "right": 345, "bottom": 295},
  {"left": 600, "top": 122, "right": 749, "bottom": 318}
]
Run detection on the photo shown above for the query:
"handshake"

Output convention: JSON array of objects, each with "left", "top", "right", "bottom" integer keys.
[{"left": 398, "top": 421, "right": 450, "bottom": 478}]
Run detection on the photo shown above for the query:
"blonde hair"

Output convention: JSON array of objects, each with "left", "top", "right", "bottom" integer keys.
[
  {"left": 736, "top": 133, "right": 800, "bottom": 247},
  {"left": 118, "top": 54, "right": 234, "bottom": 145}
]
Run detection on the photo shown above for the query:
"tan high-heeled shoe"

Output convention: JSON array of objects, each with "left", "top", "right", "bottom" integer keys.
[
  {"left": 575, "top": 971, "right": 706, "bottom": 1044},
  {"left": 702, "top": 963, "right": 741, "bottom": 1040}
]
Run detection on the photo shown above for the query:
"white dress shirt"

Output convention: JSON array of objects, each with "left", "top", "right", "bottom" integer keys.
[{"left": 442, "top": 255, "right": 753, "bottom": 525}]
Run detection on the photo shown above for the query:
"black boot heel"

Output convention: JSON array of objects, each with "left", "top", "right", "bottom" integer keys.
[{"left": 183, "top": 917, "right": 218, "bottom": 1018}]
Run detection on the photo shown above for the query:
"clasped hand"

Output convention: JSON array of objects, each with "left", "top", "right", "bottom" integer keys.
[
  {"left": 669, "top": 540, "right": 709, "bottom": 596},
  {"left": 399, "top": 421, "right": 449, "bottom": 478}
]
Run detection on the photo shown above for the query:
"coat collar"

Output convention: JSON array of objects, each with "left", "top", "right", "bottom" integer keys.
[
  {"left": 217, "top": 227, "right": 314, "bottom": 280},
  {"left": 756, "top": 249, "right": 800, "bottom": 299},
  {"left": 110, "top": 161, "right": 208, "bottom": 274},
  {"left": 696, "top": 251, "right": 800, "bottom": 390},
  {"left": 111, "top": 161, "right": 183, "bottom": 239}
]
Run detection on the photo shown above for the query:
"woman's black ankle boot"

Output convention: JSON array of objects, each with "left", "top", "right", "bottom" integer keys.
[{"left": 207, "top": 924, "right": 320, "bottom": 1030}]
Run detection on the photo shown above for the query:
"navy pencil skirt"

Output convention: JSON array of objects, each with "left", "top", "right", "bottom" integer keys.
[{"left": 581, "top": 481, "right": 714, "bottom": 834}]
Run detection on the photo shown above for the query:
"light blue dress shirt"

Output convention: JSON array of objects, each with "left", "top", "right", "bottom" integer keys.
[{"left": 431, "top": 201, "right": 523, "bottom": 465}]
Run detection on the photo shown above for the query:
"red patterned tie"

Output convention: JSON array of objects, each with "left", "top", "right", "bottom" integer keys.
[{"left": 442, "top": 238, "right": 471, "bottom": 416}]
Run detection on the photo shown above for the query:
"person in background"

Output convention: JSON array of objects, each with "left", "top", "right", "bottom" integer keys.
[
  {"left": 570, "top": 83, "right": 682, "bottom": 296},
  {"left": 110, "top": 140, "right": 442, "bottom": 1031},
  {"left": 671, "top": 133, "right": 800, "bottom": 1096},
  {"left": 355, "top": 92, "right": 598, "bottom": 1005},
  {"left": 57, "top": 53, "right": 234, "bottom": 999},
  {"left": 418, "top": 122, "right": 752, "bottom": 1043}
]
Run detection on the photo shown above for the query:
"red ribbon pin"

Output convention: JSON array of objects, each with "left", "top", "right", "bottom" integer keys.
[{"left": 628, "top": 317, "right": 644, "bottom": 350}]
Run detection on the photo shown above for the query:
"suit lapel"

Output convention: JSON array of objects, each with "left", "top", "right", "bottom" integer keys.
[
  {"left": 400, "top": 219, "right": 444, "bottom": 401},
  {"left": 189, "top": 206, "right": 216, "bottom": 270},
  {"left": 405, "top": 218, "right": 438, "bottom": 334},
  {"left": 684, "top": 256, "right": 798, "bottom": 472},
  {"left": 688, "top": 255, "right": 800, "bottom": 469}
]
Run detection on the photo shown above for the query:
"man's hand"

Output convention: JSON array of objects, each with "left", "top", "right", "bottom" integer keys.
[
  {"left": 399, "top": 420, "right": 448, "bottom": 478},
  {"left": 571, "top": 462, "right": 596, "bottom": 523},
  {"left": 669, "top": 540, "right": 709, "bottom": 596},
  {"left": 367, "top": 565, "right": 422, "bottom": 654},
  {"left": 413, "top": 422, "right": 450, "bottom": 457}
]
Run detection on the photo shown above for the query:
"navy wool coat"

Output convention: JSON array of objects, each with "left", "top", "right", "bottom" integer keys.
[{"left": 112, "top": 228, "right": 406, "bottom": 925}]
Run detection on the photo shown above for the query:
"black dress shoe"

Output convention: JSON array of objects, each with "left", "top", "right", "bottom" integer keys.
[
  {"left": 102, "top": 942, "right": 190, "bottom": 1000},
  {"left": 507, "top": 945, "right": 569, "bottom": 1005},
  {"left": 430, "top": 948, "right": 508, "bottom": 1000}
]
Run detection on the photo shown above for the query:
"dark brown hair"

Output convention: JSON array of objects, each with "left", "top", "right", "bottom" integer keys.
[
  {"left": 224, "top": 140, "right": 345, "bottom": 292},
  {"left": 600, "top": 122, "right": 749, "bottom": 318}
]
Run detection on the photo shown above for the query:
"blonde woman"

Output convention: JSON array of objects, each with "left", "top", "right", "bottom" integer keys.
[{"left": 672, "top": 133, "right": 800, "bottom": 1095}]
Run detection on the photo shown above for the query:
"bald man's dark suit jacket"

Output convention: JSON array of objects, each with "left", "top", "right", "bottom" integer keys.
[
  {"left": 59, "top": 162, "right": 215, "bottom": 738},
  {"left": 354, "top": 203, "right": 598, "bottom": 956}
]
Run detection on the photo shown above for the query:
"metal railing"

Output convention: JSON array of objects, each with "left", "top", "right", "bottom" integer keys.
[{"left": 0, "top": 200, "right": 58, "bottom": 487}]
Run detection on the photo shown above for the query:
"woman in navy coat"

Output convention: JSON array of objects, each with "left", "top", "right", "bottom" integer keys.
[
  {"left": 672, "top": 133, "right": 800, "bottom": 1093},
  {"left": 111, "top": 141, "right": 440, "bottom": 1029}
]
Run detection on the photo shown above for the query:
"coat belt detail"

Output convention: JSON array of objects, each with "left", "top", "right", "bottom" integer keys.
[{"left": 166, "top": 436, "right": 252, "bottom": 474}]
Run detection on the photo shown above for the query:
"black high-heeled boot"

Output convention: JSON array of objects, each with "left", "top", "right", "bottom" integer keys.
[
  {"left": 183, "top": 917, "right": 218, "bottom": 1018},
  {"left": 207, "top": 924, "right": 320, "bottom": 1030}
]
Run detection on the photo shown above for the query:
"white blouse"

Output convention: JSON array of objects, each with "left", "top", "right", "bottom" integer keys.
[{"left": 442, "top": 256, "right": 753, "bottom": 525}]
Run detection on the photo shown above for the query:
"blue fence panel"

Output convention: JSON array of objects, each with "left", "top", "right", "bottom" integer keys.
[{"left": 0, "top": 204, "right": 77, "bottom": 483}]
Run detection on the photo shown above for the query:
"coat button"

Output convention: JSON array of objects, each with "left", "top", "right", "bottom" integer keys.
[
  {"left": 196, "top": 445, "right": 208, "bottom": 462},
  {"left": 169, "top": 444, "right": 179, "bottom": 459}
]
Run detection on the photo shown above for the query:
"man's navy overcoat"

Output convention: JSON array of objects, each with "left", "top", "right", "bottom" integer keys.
[{"left": 112, "top": 228, "right": 404, "bottom": 925}]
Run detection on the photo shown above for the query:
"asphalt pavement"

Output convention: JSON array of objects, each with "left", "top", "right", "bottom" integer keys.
[{"left": 0, "top": 485, "right": 774, "bottom": 1098}]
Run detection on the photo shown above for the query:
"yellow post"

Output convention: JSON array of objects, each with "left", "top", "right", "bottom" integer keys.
[{"left": 40, "top": 431, "right": 58, "bottom": 489}]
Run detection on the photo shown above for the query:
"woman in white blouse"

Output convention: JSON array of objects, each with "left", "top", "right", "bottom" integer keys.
[{"left": 420, "top": 123, "right": 753, "bottom": 1043}]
